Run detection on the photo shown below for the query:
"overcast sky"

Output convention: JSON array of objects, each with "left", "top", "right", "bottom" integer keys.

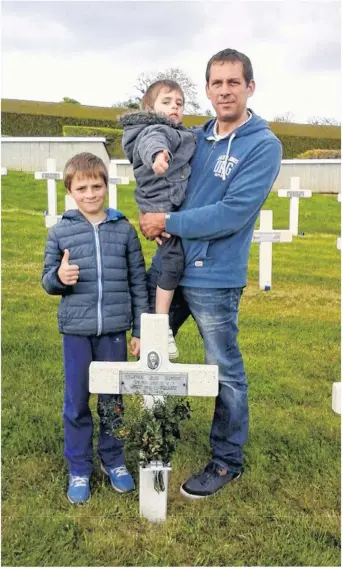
[{"left": 1, "top": 0, "right": 341, "bottom": 123}]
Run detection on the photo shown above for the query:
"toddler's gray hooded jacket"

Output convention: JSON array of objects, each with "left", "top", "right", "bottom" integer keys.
[{"left": 120, "top": 111, "right": 196, "bottom": 213}]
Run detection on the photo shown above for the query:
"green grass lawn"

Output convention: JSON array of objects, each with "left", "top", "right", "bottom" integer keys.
[{"left": 1, "top": 171, "right": 341, "bottom": 567}]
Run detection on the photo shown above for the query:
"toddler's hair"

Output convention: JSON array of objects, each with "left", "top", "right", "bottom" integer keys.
[
  {"left": 141, "top": 79, "right": 185, "bottom": 110},
  {"left": 63, "top": 153, "right": 108, "bottom": 191}
]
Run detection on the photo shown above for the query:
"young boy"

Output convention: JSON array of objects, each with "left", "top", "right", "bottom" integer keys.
[
  {"left": 120, "top": 80, "right": 196, "bottom": 359},
  {"left": 42, "top": 152, "right": 149, "bottom": 504}
]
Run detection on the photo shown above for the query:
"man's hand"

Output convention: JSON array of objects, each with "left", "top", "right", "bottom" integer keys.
[
  {"left": 152, "top": 150, "right": 169, "bottom": 176},
  {"left": 130, "top": 337, "right": 140, "bottom": 357},
  {"left": 139, "top": 212, "right": 168, "bottom": 239},
  {"left": 57, "top": 249, "right": 80, "bottom": 285}
]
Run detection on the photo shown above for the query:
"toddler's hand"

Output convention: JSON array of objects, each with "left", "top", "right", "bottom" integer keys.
[
  {"left": 130, "top": 337, "right": 140, "bottom": 357},
  {"left": 57, "top": 249, "right": 80, "bottom": 285},
  {"left": 152, "top": 150, "right": 169, "bottom": 176}
]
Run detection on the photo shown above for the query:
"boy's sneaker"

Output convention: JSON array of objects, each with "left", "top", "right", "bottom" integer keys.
[
  {"left": 180, "top": 462, "right": 242, "bottom": 499},
  {"left": 67, "top": 474, "right": 90, "bottom": 504},
  {"left": 100, "top": 463, "right": 135, "bottom": 493},
  {"left": 168, "top": 328, "right": 179, "bottom": 359}
]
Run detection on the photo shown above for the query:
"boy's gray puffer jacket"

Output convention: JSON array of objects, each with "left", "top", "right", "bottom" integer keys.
[
  {"left": 42, "top": 208, "right": 149, "bottom": 338},
  {"left": 120, "top": 111, "right": 196, "bottom": 213}
]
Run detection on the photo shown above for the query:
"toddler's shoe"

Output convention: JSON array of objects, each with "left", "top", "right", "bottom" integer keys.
[
  {"left": 101, "top": 463, "right": 135, "bottom": 493},
  {"left": 67, "top": 474, "right": 90, "bottom": 504},
  {"left": 168, "top": 328, "right": 179, "bottom": 359}
]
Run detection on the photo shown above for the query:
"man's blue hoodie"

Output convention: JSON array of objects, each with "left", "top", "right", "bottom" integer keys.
[{"left": 152, "top": 111, "right": 282, "bottom": 288}]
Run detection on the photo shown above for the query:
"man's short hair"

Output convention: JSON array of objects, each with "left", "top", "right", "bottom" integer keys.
[
  {"left": 206, "top": 49, "right": 254, "bottom": 86},
  {"left": 63, "top": 152, "right": 108, "bottom": 191},
  {"left": 141, "top": 79, "right": 185, "bottom": 110}
]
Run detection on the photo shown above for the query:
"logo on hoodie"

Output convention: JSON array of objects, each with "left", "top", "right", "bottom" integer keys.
[{"left": 213, "top": 155, "right": 238, "bottom": 179}]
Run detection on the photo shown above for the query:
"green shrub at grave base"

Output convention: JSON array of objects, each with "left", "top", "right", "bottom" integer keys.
[
  {"left": 99, "top": 394, "right": 191, "bottom": 490},
  {"left": 62, "top": 125, "right": 125, "bottom": 158},
  {"left": 277, "top": 135, "right": 341, "bottom": 159},
  {"left": 296, "top": 148, "right": 342, "bottom": 159}
]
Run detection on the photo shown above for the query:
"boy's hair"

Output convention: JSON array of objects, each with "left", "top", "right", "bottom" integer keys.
[
  {"left": 206, "top": 48, "right": 254, "bottom": 86},
  {"left": 63, "top": 152, "right": 108, "bottom": 191},
  {"left": 141, "top": 79, "right": 185, "bottom": 110}
]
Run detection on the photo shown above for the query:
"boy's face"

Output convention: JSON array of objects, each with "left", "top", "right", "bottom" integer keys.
[
  {"left": 68, "top": 173, "right": 107, "bottom": 219},
  {"left": 153, "top": 87, "right": 184, "bottom": 123}
]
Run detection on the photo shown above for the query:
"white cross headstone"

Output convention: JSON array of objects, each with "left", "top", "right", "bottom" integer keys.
[
  {"left": 108, "top": 160, "right": 130, "bottom": 210},
  {"left": 34, "top": 158, "right": 63, "bottom": 227},
  {"left": 277, "top": 177, "right": 312, "bottom": 236},
  {"left": 1, "top": 167, "right": 7, "bottom": 176},
  {"left": 332, "top": 192, "right": 341, "bottom": 413},
  {"left": 89, "top": 313, "right": 218, "bottom": 523},
  {"left": 252, "top": 210, "right": 293, "bottom": 290}
]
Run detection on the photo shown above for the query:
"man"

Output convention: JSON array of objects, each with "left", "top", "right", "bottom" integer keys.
[{"left": 140, "top": 49, "right": 282, "bottom": 499}]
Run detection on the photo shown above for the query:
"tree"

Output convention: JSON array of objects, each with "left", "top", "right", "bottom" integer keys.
[
  {"left": 134, "top": 68, "right": 201, "bottom": 115},
  {"left": 307, "top": 116, "right": 341, "bottom": 126},
  {"left": 272, "top": 111, "right": 294, "bottom": 123},
  {"left": 61, "top": 97, "right": 80, "bottom": 104},
  {"left": 204, "top": 108, "right": 215, "bottom": 117},
  {"left": 112, "top": 97, "right": 140, "bottom": 110}
]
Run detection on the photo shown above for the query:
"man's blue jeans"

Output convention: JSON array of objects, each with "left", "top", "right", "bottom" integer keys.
[
  {"left": 62, "top": 333, "right": 127, "bottom": 476},
  {"left": 148, "top": 268, "right": 248, "bottom": 472}
]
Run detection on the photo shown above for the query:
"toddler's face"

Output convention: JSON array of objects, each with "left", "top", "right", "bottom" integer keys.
[{"left": 153, "top": 87, "right": 184, "bottom": 123}]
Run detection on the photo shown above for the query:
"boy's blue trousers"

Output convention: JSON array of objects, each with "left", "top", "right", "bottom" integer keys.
[{"left": 62, "top": 332, "right": 127, "bottom": 476}]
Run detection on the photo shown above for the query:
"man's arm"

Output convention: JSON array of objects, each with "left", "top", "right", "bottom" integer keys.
[{"left": 140, "top": 140, "right": 282, "bottom": 240}]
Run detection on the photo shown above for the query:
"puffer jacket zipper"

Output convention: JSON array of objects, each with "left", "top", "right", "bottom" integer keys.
[{"left": 93, "top": 224, "right": 103, "bottom": 336}]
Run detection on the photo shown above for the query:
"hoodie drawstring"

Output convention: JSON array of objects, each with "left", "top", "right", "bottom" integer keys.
[{"left": 222, "top": 133, "right": 236, "bottom": 181}]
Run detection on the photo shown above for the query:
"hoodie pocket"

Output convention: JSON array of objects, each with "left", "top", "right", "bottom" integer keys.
[{"left": 184, "top": 239, "right": 211, "bottom": 267}]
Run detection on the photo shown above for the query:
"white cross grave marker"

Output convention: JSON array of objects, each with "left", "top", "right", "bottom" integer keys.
[
  {"left": 108, "top": 160, "right": 130, "bottom": 210},
  {"left": 34, "top": 158, "right": 63, "bottom": 228},
  {"left": 89, "top": 313, "right": 218, "bottom": 523},
  {"left": 64, "top": 194, "right": 78, "bottom": 211},
  {"left": 332, "top": 192, "right": 341, "bottom": 414},
  {"left": 252, "top": 210, "right": 293, "bottom": 290},
  {"left": 278, "top": 177, "right": 312, "bottom": 236},
  {"left": 1, "top": 167, "right": 7, "bottom": 176}
]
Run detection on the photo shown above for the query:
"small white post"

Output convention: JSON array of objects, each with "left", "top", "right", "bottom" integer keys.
[
  {"left": 259, "top": 210, "right": 272, "bottom": 290},
  {"left": 108, "top": 160, "right": 130, "bottom": 210},
  {"left": 139, "top": 461, "right": 171, "bottom": 522},
  {"left": 1, "top": 167, "right": 7, "bottom": 176},
  {"left": 278, "top": 177, "right": 312, "bottom": 236},
  {"left": 332, "top": 382, "right": 341, "bottom": 414}
]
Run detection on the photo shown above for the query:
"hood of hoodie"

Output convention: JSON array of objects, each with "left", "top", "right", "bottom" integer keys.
[{"left": 120, "top": 111, "right": 187, "bottom": 163}]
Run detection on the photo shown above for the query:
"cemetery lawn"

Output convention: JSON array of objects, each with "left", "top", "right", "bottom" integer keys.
[{"left": 2, "top": 171, "right": 341, "bottom": 567}]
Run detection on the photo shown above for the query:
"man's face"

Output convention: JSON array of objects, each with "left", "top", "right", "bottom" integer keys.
[{"left": 206, "top": 61, "right": 255, "bottom": 122}]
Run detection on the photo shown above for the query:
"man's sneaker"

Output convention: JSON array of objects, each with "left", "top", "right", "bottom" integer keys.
[
  {"left": 180, "top": 462, "right": 242, "bottom": 499},
  {"left": 101, "top": 463, "right": 135, "bottom": 493},
  {"left": 67, "top": 474, "right": 90, "bottom": 504},
  {"left": 168, "top": 328, "right": 179, "bottom": 359}
]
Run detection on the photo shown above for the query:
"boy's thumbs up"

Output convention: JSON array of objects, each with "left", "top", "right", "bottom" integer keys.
[
  {"left": 162, "top": 150, "right": 169, "bottom": 162},
  {"left": 62, "top": 249, "right": 70, "bottom": 264},
  {"left": 57, "top": 248, "right": 80, "bottom": 285},
  {"left": 152, "top": 150, "right": 170, "bottom": 176}
]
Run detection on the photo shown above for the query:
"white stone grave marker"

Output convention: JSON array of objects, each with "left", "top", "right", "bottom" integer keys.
[
  {"left": 108, "top": 160, "right": 130, "bottom": 210},
  {"left": 34, "top": 158, "right": 63, "bottom": 227},
  {"left": 332, "top": 382, "right": 341, "bottom": 415},
  {"left": 89, "top": 313, "right": 218, "bottom": 523},
  {"left": 1, "top": 167, "right": 8, "bottom": 176},
  {"left": 252, "top": 210, "right": 293, "bottom": 290},
  {"left": 278, "top": 177, "right": 312, "bottom": 236},
  {"left": 65, "top": 194, "right": 78, "bottom": 211}
]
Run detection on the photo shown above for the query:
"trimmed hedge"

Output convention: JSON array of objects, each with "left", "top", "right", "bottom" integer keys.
[
  {"left": 277, "top": 135, "right": 341, "bottom": 159},
  {"left": 2, "top": 98, "right": 341, "bottom": 159},
  {"left": 63, "top": 125, "right": 125, "bottom": 158},
  {"left": 297, "top": 149, "right": 341, "bottom": 159}
]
